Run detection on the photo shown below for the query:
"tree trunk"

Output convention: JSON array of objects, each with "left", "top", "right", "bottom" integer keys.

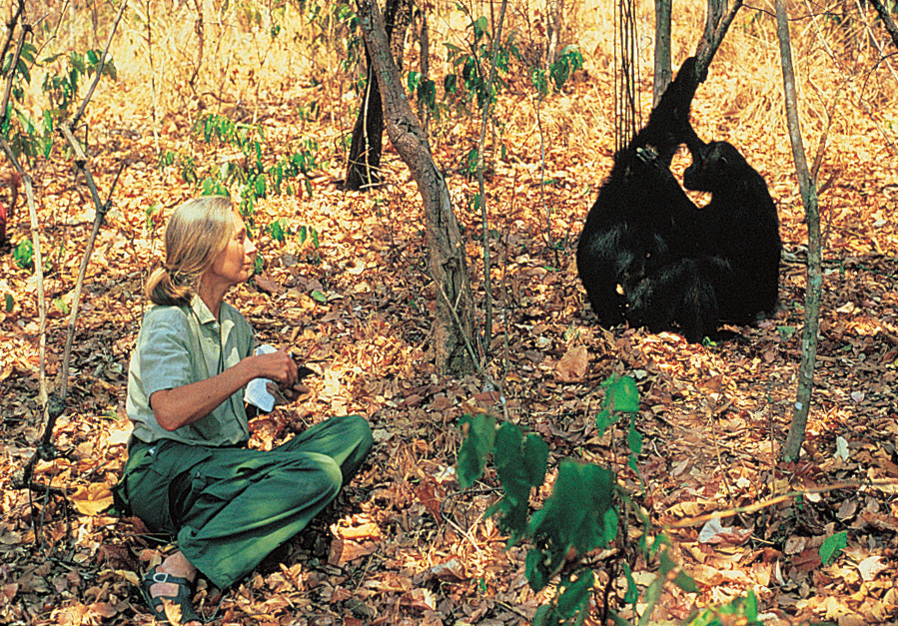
[
  {"left": 868, "top": 0, "right": 898, "bottom": 50},
  {"left": 417, "top": 10, "right": 431, "bottom": 134},
  {"left": 776, "top": 0, "right": 821, "bottom": 463},
  {"left": 344, "top": 0, "right": 412, "bottom": 191},
  {"left": 355, "top": 0, "right": 476, "bottom": 376},
  {"left": 653, "top": 0, "right": 672, "bottom": 106}
]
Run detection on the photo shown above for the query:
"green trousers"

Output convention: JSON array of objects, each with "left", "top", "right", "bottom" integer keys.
[{"left": 114, "top": 414, "right": 373, "bottom": 589}]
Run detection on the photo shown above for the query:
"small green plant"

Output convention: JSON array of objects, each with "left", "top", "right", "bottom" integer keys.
[
  {"left": 550, "top": 45, "right": 584, "bottom": 92},
  {"left": 425, "top": 6, "right": 518, "bottom": 125},
  {"left": 41, "top": 49, "right": 117, "bottom": 116},
  {"left": 14, "top": 238, "right": 34, "bottom": 271},
  {"left": 297, "top": 225, "right": 319, "bottom": 250},
  {"left": 530, "top": 45, "right": 584, "bottom": 100},
  {"left": 820, "top": 530, "right": 848, "bottom": 565},
  {"left": 156, "top": 113, "right": 325, "bottom": 217},
  {"left": 458, "top": 375, "right": 690, "bottom": 625},
  {"left": 268, "top": 218, "right": 288, "bottom": 243},
  {"left": 145, "top": 202, "right": 161, "bottom": 233},
  {"left": 407, "top": 70, "right": 437, "bottom": 115},
  {"left": 682, "top": 591, "right": 763, "bottom": 626}
]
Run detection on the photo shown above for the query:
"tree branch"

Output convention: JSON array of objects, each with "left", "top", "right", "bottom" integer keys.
[
  {"left": 694, "top": 0, "right": 744, "bottom": 79},
  {"left": 868, "top": 0, "right": 898, "bottom": 51},
  {"left": 69, "top": 0, "right": 127, "bottom": 127},
  {"left": 0, "top": 1, "right": 29, "bottom": 129}
]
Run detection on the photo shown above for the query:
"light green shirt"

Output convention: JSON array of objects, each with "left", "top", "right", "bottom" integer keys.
[{"left": 126, "top": 294, "right": 254, "bottom": 446}]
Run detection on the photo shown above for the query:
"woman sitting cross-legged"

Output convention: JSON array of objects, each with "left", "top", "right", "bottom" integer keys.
[{"left": 114, "top": 196, "right": 373, "bottom": 625}]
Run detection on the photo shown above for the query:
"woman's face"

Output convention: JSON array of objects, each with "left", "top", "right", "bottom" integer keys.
[{"left": 207, "top": 211, "right": 257, "bottom": 289}]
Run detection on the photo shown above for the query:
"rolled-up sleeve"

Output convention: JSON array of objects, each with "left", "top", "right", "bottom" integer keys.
[{"left": 139, "top": 309, "right": 197, "bottom": 399}]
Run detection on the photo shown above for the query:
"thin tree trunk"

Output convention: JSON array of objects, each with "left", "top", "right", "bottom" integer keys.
[
  {"left": 776, "top": 0, "right": 821, "bottom": 463},
  {"left": 868, "top": 0, "right": 898, "bottom": 50},
  {"left": 653, "top": 0, "right": 671, "bottom": 105},
  {"left": 417, "top": 10, "right": 431, "bottom": 134},
  {"left": 189, "top": 0, "right": 205, "bottom": 107},
  {"left": 345, "top": 0, "right": 412, "bottom": 191},
  {"left": 355, "top": 0, "right": 476, "bottom": 375},
  {"left": 344, "top": 48, "right": 385, "bottom": 191},
  {"left": 476, "top": 0, "right": 508, "bottom": 353}
]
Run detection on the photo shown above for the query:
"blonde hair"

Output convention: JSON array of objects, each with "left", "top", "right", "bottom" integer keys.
[{"left": 146, "top": 196, "right": 236, "bottom": 306}]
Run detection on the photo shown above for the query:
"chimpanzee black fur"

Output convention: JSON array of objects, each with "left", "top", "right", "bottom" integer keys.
[
  {"left": 576, "top": 57, "right": 723, "bottom": 341},
  {"left": 683, "top": 137, "right": 782, "bottom": 325},
  {"left": 576, "top": 57, "right": 781, "bottom": 341}
]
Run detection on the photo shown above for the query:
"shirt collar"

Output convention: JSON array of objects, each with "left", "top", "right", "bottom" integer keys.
[{"left": 190, "top": 294, "right": 218, "bottom": 325}]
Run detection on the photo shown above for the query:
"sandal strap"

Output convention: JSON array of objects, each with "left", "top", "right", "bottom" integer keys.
[{"left": 148, "top": 571, "right": 194, "bottom": 588}]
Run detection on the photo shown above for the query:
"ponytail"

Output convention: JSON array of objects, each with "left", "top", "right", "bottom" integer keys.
[{"left": 146, "top": 265, "right": 195, "bottom": 306}]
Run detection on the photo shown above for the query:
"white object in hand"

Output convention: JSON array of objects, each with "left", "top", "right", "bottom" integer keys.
[{"left": 245, "top": 344, "right": 278, "bottom": 413}]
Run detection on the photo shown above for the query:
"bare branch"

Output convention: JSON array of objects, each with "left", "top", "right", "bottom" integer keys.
[
  {"left": 694, "top": 0, "right": 744, "bottom": 79},
  {"left": 0, "top": 1, "right": 29, "bottom": 129},
  {"left": 69, "top": 0, "right": 128, "bottom": 127}
]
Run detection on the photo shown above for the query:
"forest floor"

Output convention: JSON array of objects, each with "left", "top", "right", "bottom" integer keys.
[{"left": 2, "top": 28, "right": 898, "bottom": 626}]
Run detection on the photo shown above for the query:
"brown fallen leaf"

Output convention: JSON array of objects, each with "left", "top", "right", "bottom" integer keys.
[
  {"left": 555, "top": 344, "right": 588, "bottom": 382},
  {"left": 857, "top": 555, "right": 889, "bottom": 581},
  {"left": 69, "top": 483, "right": 114, "bottom": 516}
]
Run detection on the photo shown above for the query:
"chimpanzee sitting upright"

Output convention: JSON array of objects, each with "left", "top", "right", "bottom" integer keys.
[
  {"left": 576, "top": 57, "right": 726, "bottom": 341},
  {"left": 683, "top": 136, "right": 782, "bottom": 325}
]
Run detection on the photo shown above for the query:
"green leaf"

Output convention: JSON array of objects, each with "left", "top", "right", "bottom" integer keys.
[
  {"left": 672, "top": 570, "right": 698, "bottom": 593},
  {"left": 528, "top": 460, "right": 615, "bottom": 571},
  {"left": 407, "top": 70, "right": 420, "bottom": 93},
  {"left": 14, "top": 238, "right": 34, "bottom": 271},
  {"left": 606, "top": 375, "right": 639, "bottom": 412},
  {"left": 524, "top": 547, "right": 549, "bottom": 592},
  {"left": 417, "top": 79, "right": 436, "bottom": 110},
  {"left": 53, "top": 297, "right": 69, "bottom": 315},
  {"left": 556, "top": 570, "right": 594, "bottom": 618},
  {"left": 269, "top": 219, "right": 286, "bottom": 243},
  {"left": 531, "top": 604, "right": 555, "bottom": 626},
  {"left": 472, "top": 16, "right": 489, "bottom": 42},
  {"left": 602, "top": 507, "right": 618, "bottom": 544},
  {"left": 595, "top": 375, "right": 639, "bottom": 436},
  {"left": 310, "top": 289, "right": 327, "bottom": 304},
  {"left": 456, "top": 413, "right": 496, "bottom": 489},
  {"left": 522, "top": 433, "right": 548, "bottom": 487},
  {"left": 621, "top": 562, "right": 638, "bottom": 604},
  {"left": 820, "top": 530, "right": 848, "bottom": 565},
  {"left": 4, "top": 294, "right": 13, "bottom": 312},
  {"left": 530, "top": 68, "right": 549, "bottom": 98},
  {"left": 444, "top": 73, "right": 457, "bottom": 95}
]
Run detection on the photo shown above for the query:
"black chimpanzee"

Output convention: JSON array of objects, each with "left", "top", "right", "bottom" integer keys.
[
  {"left": 683, "top": 136, "right": 782, "bottom": 326},
  {"left": 576, "top": 57, "right": 725, "bottom": 341},
  {"left": 576, "top": 57, "right": 781, "bottom": 341}
]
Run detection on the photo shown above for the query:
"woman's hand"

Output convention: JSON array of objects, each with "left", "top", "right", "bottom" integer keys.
[{"left": 250, "top": 348, "right": 298, "bottom": 387}]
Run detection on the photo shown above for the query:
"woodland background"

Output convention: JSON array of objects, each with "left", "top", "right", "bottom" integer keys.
[{"left": 1, "top": 0, "right": 898, "bottom": 625}]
